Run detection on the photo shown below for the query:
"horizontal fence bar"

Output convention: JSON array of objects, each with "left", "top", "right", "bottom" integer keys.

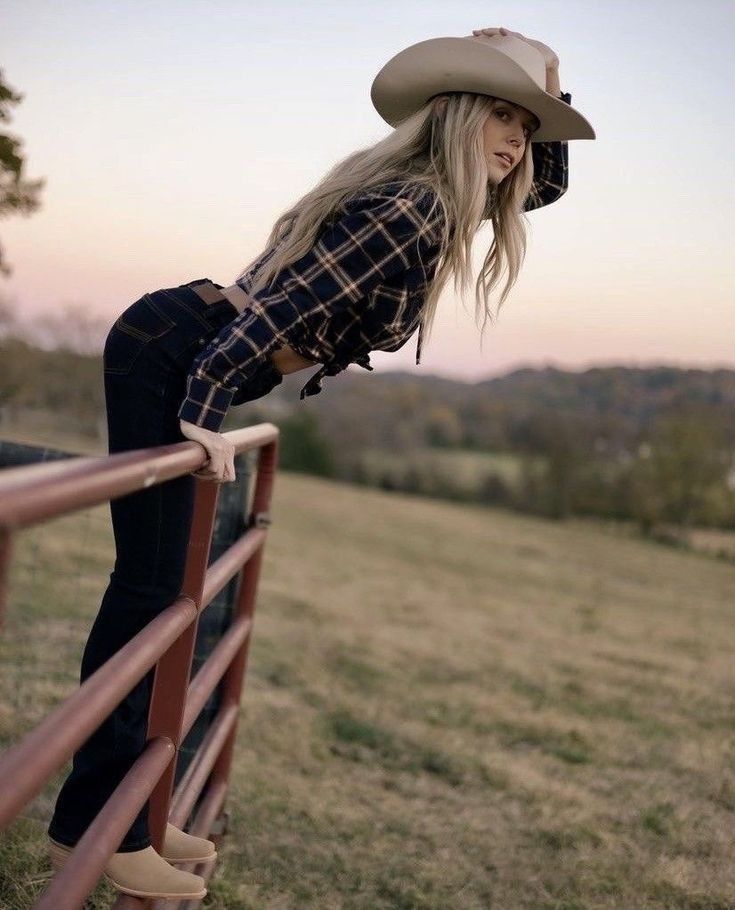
[
  {"left": 169, "top": 704, "right": 239, "bottom": 829},
  {"left": 0, "top": 596, "right": 196, "bottom": 829},
  {"left": 0, "top": 447, "right": 202, "bottom": 531},
  {"left": 35, "top": 736, "right": 175, "bottom": 910},
  {"left": 0, "top": 455, "right": 104, "bottom": 491},
  {"left": 0, "top": 423, "right": 278, "bottom": 531},
  {"left": 200, "top": 526, "right": 267, "bottom": 609},
  {"left": 190, "top": 778, "right": 229, "bottom": 847},
  {"left": 182, "top": 615, "right": 252, "bottom": 740},
  {"left": 175, "top": 779, "right": 229, "bottom": 910}
]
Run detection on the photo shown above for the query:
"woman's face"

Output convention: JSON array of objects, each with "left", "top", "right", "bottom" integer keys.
[{"left": 482, "top": 99, "right": 539, "bottom": 184}]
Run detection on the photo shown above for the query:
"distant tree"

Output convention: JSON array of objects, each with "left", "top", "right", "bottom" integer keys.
[
  {"left": 478, "top": 471, "right": 511, "bottom": 506},
  {"left": 0, "top": 68, "right": 45, "bottom": 276},
  {"left": 515, "top": 412, "right": 588, "bottom": 519},
  {"left": 425, "top": 404, "right": 462, "bottom": 448},
  {"left": 0, "top": 335, "right": 30, "bottom": 413},
  {"left": 378, "top": 471, "right": 397, "bottom": 492},
  {"left": 278, "top": 410, "right": 336, "bottom": 477},
  {"left": 402, "top": 464, "right": 423, "bottom": 494},
  {"left": 0, "top": 291, "right": 18, "bottom": 338},
  {"left": 629, "top": 406, "right": 729, "bottom": 538},
  {"left": 28, "top": 301, "right": 110, "bottom": 355},
  {"left": 571, "top": 459, "right": 626, "bottom": 519}
]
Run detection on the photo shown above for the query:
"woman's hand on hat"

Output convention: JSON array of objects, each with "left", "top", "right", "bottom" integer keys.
[
  {"left": 469, "top": 27, "right": 559, "bottom": 70},
  {"left": 179, "top": 418, "right": 237, "bottom": 483}
]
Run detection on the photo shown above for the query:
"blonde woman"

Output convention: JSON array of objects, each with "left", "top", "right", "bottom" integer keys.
[{"left": 48, "top": 26, "right": 594, "bottom": 900}]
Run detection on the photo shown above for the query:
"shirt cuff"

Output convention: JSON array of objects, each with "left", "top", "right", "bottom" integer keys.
[{"left": 177, "top": 374, "right": 236, "bottom": 432}]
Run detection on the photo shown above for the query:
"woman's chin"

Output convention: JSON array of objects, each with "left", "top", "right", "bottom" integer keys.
[{"left": 486, "top": 163, "right": 508, "bottom": 187}]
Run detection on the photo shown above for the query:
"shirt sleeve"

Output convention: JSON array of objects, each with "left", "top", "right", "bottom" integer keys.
[
  {"left": 522, "top": 90, "right": 572, "bottom": 213},
  {"left": 177, "top": 191, "right": 436, "bottom": 432}
]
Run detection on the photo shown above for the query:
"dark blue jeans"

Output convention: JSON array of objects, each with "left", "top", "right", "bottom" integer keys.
[{"left": 47, "top": 279, "right": 281, "bottom": 851}]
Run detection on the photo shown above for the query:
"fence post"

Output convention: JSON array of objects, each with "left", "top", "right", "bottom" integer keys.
[
  {"left": 175, "top": 448, "right": 256, "bottom": 819},
  {"left": 205, "top": 438, "right": 278, "bottom": 814},
  {"left": 145, "top": 478, "right": 222, "bottom": 855}
]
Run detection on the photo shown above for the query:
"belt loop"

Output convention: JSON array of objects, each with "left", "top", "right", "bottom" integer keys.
[
  {"left": 187, "top": 278, "right": 253, "bottom": 316},
  {"left": 188, "top": 279, "right": 225, "bottom": 306},
  {"left": 219, "top": 283, "right": 253, "bottom": 315}
]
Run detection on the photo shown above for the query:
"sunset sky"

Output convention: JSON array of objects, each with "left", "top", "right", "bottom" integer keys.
[{"left": 2, "top": 0, "right": 733, "bottom": 381}]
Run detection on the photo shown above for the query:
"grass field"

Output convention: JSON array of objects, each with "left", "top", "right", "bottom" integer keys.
[{"left": 1, "top": 456, "right": 734, "bottom": 908}]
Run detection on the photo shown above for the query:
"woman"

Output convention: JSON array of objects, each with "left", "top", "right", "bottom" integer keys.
[{"left": 47, "top": 26, "right": 595, "bottom": 900}]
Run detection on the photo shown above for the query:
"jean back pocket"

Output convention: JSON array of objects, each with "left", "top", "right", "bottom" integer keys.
[{"left": 103, "top": 293, "right": 177, "bottom": 375}]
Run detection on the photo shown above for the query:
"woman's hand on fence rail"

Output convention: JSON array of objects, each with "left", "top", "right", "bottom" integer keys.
[{"left": 179, "top": 420, "right": 236, "bottom": 483}]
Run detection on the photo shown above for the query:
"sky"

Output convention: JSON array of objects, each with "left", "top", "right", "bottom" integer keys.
[{"left": 1, "top": 0, "right": 734, "bottom": 381}]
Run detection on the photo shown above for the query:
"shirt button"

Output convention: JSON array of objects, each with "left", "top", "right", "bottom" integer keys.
[{"left": 198, "top": 337, "right": 205, "bottom": 345}]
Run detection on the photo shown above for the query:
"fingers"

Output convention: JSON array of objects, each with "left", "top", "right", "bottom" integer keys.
[
  {"left": 204, "top": 454, "right": 236, "bottom": 483},
  {"left": 192, "top": 443, "right": 236, "bottom": 483},
  {"left": 472, "top": 27, "right": 525, "bottom": 38},
  {"left": 179, "top": 419, "right": 237, "bottom": 482},
  {"left": 193, "top": 461, "right": 236, "bottom": 483}
]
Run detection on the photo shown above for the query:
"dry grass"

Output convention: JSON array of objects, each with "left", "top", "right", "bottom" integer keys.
[{"left": 1, "top": 467, "right": 734, "bottom": 908}]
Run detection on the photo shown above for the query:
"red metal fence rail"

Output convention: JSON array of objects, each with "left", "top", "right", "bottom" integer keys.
[{"left": 0, "top": 422, "right": 280, "bottom": 909}]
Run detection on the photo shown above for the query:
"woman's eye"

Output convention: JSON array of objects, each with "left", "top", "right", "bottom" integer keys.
[{"left": 497, "top": 108, "right": 532, "bottom": 137}]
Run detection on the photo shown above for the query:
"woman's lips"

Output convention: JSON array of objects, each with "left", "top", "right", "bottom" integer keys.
[{"left": 495, "top": 153, "right": 512, "bottom": 167}]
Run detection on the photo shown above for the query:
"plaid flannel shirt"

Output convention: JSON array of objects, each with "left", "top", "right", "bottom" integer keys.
[{"left": 178, "top": 91, "right": 573, "bottom": 432}]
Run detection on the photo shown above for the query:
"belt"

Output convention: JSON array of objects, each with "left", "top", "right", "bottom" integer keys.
[{"left": 220, "top": 283, "right": 253, "bottom": 314}]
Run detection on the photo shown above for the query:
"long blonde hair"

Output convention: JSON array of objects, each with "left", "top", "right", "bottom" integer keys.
[{"left": 235, "top": 91, "right": 536, "bottom": 356}]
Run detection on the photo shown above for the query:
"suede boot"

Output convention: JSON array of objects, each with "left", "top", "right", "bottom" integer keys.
[
  {"left": 48, "top": 839, "right": 207, "bottom": 900},
  {"left": 161, "top": 823, "right": 217, "bottom": 864}
]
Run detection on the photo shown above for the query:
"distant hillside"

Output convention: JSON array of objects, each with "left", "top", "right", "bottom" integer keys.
[
  {"left": 478, "top": 365, "right": 735, "bottom": 430},
  {"left": 266, "top": 364, "right": 735, "bottom": 455},
  {"left": 249, "top": 364, "right": 735, "bottom": 531}
]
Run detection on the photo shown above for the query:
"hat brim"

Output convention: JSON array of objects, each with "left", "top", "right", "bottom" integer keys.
[{"left": 371, "top": 36, "right": 596, "bottom": 142}]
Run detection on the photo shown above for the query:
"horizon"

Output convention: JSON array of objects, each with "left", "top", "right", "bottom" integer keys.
[{"left": 6, "top": 311, "right": 732, "bottom": 385}]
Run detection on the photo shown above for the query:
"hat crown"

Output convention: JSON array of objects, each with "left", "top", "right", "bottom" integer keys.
[{"left": 468, "top": 34, "right": 547, "bottom": 91}]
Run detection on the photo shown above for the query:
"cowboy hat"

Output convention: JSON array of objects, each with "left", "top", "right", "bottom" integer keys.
[{"left": 370, "top": 34, "right": 595, "bottom": 142}]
